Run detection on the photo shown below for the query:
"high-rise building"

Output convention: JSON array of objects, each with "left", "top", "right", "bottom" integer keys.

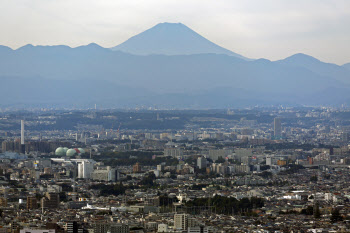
[
  {"left": 91, "top": 166, "right": 119, "bottom": 181},
  {"left": 21, "top": 120, "right": 25, "bottom": 144},
  {"left": 208, "top": 149, "right": 232, "bottom": 161},
  {"left": 241, "top": 156, "right": 252, "bottom": 165},
  {"left": 20, "top": 229, "right": 55, "bottom": 233},
  {"left": 93, "top": 222, "right": 108, "bottom": 233},
  {"left": 93, "top": 223, "right": 129, "bottom": 233},
  {"left": 66, "top": 221, "right": 78, "bottom": 233},
  {"left": 2, "top": 140, "right": 21, "bottom": 153},
  {"left": 174, "top": 214, "right": 189, "bottom": 230},
  {"left": 233, "top": 164, "right": 250, "bottom": 174},
  {"left": 27, "top": 196, "right": 38, "bottom": 210},
  {"left": 41, "top": 192, "right": 60, "bottom": 209},
  {"left": 164, "top": 148, "right": 183, "bottom": 158},
  {"left": 277, "top": 160, "right": 287, "bottom": 166},
  {"left": 133, "top": 162, "right": 141, "bottom": 173},
  {"left": 0, "top": 197, "right": 7, "bottom": 207},
  {"left": 266, "top": 156, "right": 272, "bottom": 166},
  {"left": 10, "top": 222, "right": 20, "bottom": 233},
  {"left": 188, "top": 226, "right": 209, "bottom": 233},
  {"left": 157, "top": 164, "right": 164, "bottom": 171},
  {"left": 197, "top": 157, "right": 207, "bottom": 169},
  {"left": 78, "top": 161, "right": 94, "bottom": 179},
  {"left": 21, "top": 120, "right": 25, "bottom": 154},
  {"left": 274, "top": 118, "right": 282, "bottom": 139},
  {"left": 110, "top": 224, "right": 129, "bottom": 233}
]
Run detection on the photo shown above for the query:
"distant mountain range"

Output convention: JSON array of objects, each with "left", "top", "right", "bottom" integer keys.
[
  {"left": 0, "top": 22, "right": 350, "bottom": 109},
  {"left": 343, "top": 63, "right": 350, "bottom": 71}
]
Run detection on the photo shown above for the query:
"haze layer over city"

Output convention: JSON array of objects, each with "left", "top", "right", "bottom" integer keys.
[{"left": 1, "top": 0, "right": 350, "bottom": 232}]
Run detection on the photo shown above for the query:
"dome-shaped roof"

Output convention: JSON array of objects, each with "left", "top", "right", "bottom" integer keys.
[
  {"left": 66, "top": 149, "right": 77, "bottom": 157},
  {"left": 74, "top": 148, "right": 80, "bottom": 154},
  {"left": 78, "top": 148, "right": 85, "bottom": 155},
  {"left": 55, "top": 147, "right": 65, "bottom": 156},
  {"left": 63, "top": 147, "right": 69, "bottom": 153}
]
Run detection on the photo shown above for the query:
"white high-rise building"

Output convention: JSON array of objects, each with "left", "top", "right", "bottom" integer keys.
[
  {"left": 78, "top": 161, "right": 94, "bottom": 179},
  {"left": 21, "top": 120, "right": 25, "bottom": 145},
  {"left": 197, "top": 157, "right": 207, "bottom": 169},
  {"left": 266, "top": 156, "right": 272, "bottom": 166},
  {"left": 21, "top": 120, "right": 25, "bottom": 154}
]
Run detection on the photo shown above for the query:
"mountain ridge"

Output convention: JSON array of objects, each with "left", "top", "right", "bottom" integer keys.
[
  {"left": 277, "top": 53, "right": 350, "bottom": 85},
  {"left": 0, "top": 44, "right": 349, "bottom": 108},
  {"left": 1, "top": 22, "right": 350, "bottom": 108},
  {"left": 111, "top": 22, "right": 249, "bottom": 60},
  {"left": 343, "top": 63, "right": 350, "bottom": 70}
]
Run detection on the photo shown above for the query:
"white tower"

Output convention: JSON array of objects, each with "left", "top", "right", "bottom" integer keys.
[
  {"left": 21, "top": 120, "right": 25, "bottom": 145},
  {"left": 20, "top": 120, "right": 25, "bottom": 154}
]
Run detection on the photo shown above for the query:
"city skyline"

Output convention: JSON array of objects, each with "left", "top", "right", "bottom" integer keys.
[{"left": 1, "top": 1, "right": 350, "bottom": 231}]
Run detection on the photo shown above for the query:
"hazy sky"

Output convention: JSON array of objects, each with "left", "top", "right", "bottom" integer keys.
[{"left": 1, "top": 0, "right": 350, "bottom": 64}]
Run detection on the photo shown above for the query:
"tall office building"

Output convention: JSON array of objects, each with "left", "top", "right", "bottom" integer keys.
[
  {"left": 78, "top": 161, "right": 94, "bottom": 179},
  {"left": 274, "top": 118, "right": 282, "bottom": 139},
  {"left": 197, "top": 157, "right": 207, "bottom": 169}
]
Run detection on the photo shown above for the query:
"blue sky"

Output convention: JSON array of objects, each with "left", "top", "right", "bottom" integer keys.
[{"left": 1, "top": 0, "right": 349, "bottom": 64}]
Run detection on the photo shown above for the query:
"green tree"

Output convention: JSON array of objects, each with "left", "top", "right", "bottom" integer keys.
[
  {"left": 310, "top": 176, "right": 317, "bottom": 182},
  {"left": 140, "top": 172, "right": 157, "bottom": 187},
  {"left": 330, "top": 208, "right": 343, "bottom": 223}
]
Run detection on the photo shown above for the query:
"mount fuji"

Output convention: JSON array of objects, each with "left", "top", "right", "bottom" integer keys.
[{"left": 111, "top": 23, "right": 248, "bottom": 60}]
